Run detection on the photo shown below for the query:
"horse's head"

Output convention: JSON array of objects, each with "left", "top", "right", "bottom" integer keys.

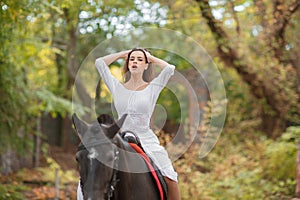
[{"left": 72, "top": 113, "right": 127, "bottom": 200}]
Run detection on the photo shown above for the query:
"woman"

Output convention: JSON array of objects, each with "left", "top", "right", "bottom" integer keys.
[{"left": 90, "top": 48, "right": 180, "bottom": 199}]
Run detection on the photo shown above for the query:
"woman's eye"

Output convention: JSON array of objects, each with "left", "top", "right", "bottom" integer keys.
[{"left": 138, "top": 59, "right": 143, "bottom": 61}]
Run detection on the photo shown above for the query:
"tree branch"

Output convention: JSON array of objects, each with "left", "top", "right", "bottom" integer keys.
[
  {"left": 286, "top": 0, "right": 300, "bottom": 19},
  {"left": 196, "top": 0, "right": 262, "bottom": 93},
  {"left": 271, "top": 0, "right": 300, "bottom": 62},
  {"left": 253, "top": 0, "right": 268, "bottom": 28},
  {"left": 228, "top": 0, "right": 241, "bottom": 35},
  {"left": 272, "top": 0, "right": 286, "bottom": 46},
  {"left": 273, "top": 0, "right": 300, "bottom": 32},
  {"left": 195, "top": 0, "right": 290, "bottom": 118}
]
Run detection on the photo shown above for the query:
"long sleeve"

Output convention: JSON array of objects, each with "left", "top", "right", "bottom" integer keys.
[
  {"left": 95, "top": 57, "right": 119, "bottom": 96},
  {"left": 151, "top": 64, "right": 175, "bottom": 101}
]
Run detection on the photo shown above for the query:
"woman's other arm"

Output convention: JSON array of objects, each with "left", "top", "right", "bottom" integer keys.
[
  {"left": 101, "top": 50, "right": 130, "bottom": 66},
  {"left": 146, "top": 52, "right": 174, "bottom": 70}
]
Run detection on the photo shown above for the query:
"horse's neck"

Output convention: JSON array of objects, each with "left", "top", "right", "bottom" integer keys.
[
  {"left": 117, "top": 137, "right": 149, "bottom": 173},
  {"left": 115, "top": 137, "right": 159, "bottom": 199},
  {"left": 115, "top": 138, "right": 136, "bottom": 197}
]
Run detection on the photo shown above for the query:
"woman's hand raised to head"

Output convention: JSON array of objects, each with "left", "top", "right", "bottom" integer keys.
[
  {"left": 119, "top": 50, "right": 132, "bottom": 60},
  {"left": 145, "top": 52, "right": 169, "bottom": 69},
  {"left": 145, "top": 51, "right": 154, "bottom": 63}
]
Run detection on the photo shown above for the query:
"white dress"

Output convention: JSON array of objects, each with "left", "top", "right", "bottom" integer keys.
[{"left": 95, "top": 58, "right": 178, "bottom": 182}]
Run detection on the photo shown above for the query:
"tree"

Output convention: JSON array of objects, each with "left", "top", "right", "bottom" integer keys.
[
  {"left": 0, "top": 0, "right": 36, "bottom": 173},
  {"left": 193, "top": 0, "right": 300, "bottom": 138}
]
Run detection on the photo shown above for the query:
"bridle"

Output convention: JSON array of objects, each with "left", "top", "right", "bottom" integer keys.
[{"left": 77, "top": 138, "right": 120, "bottom": 200}]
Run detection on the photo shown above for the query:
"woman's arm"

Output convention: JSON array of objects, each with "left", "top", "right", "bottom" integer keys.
[
  {"left": 146, "top": 52, "right": 173, "bottom": 69},
  {"left": 95, "top": 51, "right": 130, "bottom": 95},
  {"left": 101, "top": 50, "right": 131, "bottom": 66}
]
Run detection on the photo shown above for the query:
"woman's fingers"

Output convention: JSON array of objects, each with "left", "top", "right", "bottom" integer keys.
[
  {"left": 120, "top": 50, "right": 131, "bottom": 59},
  {"left": 145, "top": 51, "right": 153, "bottom": 63}
]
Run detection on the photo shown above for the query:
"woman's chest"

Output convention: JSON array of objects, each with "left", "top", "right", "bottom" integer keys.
[{"left": 113, "top": 87, "right": 154, "bottom": 114}]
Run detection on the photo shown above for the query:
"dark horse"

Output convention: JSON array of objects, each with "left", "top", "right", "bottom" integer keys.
[{"left": 72, "top": 113, "right": 160, "bottom": 200}]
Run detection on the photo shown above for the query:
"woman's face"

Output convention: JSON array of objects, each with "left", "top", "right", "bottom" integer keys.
[{"left": 128, "top": 50, "right": 148, "bottom": 75}]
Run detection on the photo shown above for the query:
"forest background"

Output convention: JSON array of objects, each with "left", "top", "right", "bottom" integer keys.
[{"left": 1, "top": 0, "right": 300, "bottom": 199}]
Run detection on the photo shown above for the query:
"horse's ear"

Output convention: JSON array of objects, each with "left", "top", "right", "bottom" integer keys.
[
  {"left": 101, "top": 114, "right": 127, "bottom": 138},
  {"left": 72, "top": 113, "right": 88, "bottom": 141}
]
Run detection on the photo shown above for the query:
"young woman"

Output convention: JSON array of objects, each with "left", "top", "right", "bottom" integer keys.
[{"left": 87, "top": 48, "right": 180, "bottom": 199}]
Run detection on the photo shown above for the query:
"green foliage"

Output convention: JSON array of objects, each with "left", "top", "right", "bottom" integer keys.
[
  {"left": 221, "top": 64, "right": 257, "bottom": 125},
  {"left": 174, "top": 125, "right": 298, "bottom": 199},
  {"left": 0, "top": 0, "right": 32, "bottom": 153},
  {"left": 158, "top": 87, "right": 182, "bottom": 121},
  {"left": 0, "top": 183, "right": 27, "bottom": 200},
  {"left": 36, "top": 157, "right": 78, "bottom": 185},
  {"left": 264, "top": 141, "right": 296, "bottom": 180},
  {"left": 263, "top": 126, "right": 299, "bottom": 181},
  {"left": 0, "top": 64, "right": 29, "bottom": 153},
  {"left": 281, "top": 126, "right": 300, "bottom": 142},
  {"left": 28, "top": 88, "right": 88, "bottom": 118},
  {"left": 16, "top": 156, "right": 78, "bottom": 189}
]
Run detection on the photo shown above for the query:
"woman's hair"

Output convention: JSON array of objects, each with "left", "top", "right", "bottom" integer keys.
[{"left": 122, "top": 48, "right": 154, "bottom": 83}]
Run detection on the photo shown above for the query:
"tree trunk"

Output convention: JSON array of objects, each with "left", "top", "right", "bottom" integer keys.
[
  {"left": 261, "top": 112, "right": 286, "bottom": 139},
  {"left": 181, "top": 68, "right": 209, "bottom": 142},
  {"left": 34, "top": 117, "right": 42, "bottom": 167},
  {"left": 1, "top": 137, "right": 33, "bottom": 174},
  {"left": 64, "top": 8, "right": 93, "bottom": 121},
  {"left": 61, "top": 115, "right": 72, "bottom": 152},
  {"left": 54, "top": 8, "right": 93, "bottom": 148}
]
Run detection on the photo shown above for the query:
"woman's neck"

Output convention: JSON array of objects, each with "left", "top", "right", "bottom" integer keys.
[
  {"left": 130, "top": 74, "right": 145, "bottom": 84},
  {"left": 125, "top": 74, "right": 148, "bottom": 90}
]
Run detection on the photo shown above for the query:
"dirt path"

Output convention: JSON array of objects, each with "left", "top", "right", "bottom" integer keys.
[{"left": 1, "top": 145, "right": 79, "bottom": 200}]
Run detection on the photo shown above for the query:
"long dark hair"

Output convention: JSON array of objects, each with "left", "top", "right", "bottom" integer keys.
[{"left": 122, "top": 48, "right": 153, "bottom": 83}]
